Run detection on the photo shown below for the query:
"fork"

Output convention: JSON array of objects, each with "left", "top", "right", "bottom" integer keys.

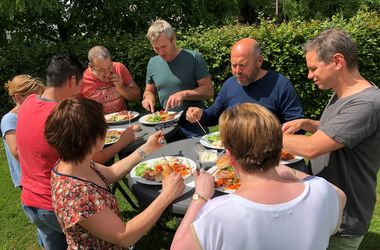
[
  {"left": 197, "top": 160, "right": 204, "bottom": 171},
  {"left": 218, "top": 149, "right": 226, "bottom": 157},
  {"left": 195, "top": 119, "right": 208, "bottom": 135},
  {"left": 162, "top": 154, "right": 169, "bottom": 162}
]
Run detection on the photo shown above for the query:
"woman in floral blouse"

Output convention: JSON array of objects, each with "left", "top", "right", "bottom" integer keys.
[{"left": 45, "top": 97, "right": 185, "bottom": 249}]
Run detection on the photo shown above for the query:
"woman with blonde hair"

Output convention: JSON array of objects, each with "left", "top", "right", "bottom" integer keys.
[
  {"left": 172, "top": 103, "right": 347, "bottom": 250},
  {"left": 1, "top": 75, "right": 45, "bottom": 187}
]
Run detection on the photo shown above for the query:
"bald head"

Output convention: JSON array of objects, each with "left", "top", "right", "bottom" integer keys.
[
  {"left": 230, "top": 38, "right": 264, "bottom": 86},
  {"left": 231, "top": 38, "right": 261, "bottom": 58}
]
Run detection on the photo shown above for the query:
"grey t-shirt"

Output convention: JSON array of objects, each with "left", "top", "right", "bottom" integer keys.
[{"left": 312, "top": 86, "right": 380, "bottom": 236}]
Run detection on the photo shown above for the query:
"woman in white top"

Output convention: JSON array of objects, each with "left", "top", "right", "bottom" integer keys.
[{"left": 171, "top": 103, "right": 346, "bottom": 250}]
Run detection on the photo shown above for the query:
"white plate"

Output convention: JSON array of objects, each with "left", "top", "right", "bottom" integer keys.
[
  {"left": 200, "top": 132, "right": 224, "bottom": 150},
  {"left": 280, "top": 155, "right": 303, "bottom": 165},
  {"left": 207, "top": 166, "right": 237, "bottom": 194},
  {"left": 105, "top": 111, "right": 139, "bottom": 125},
  {"left": 130, "top": 156, "right": 196, "bottom": 185},
  {"left": 138, "top": 111, "right": 182, "bottom": 125},
  {"left": 104, "top": 128, "right": 125, "bottom": 145}
]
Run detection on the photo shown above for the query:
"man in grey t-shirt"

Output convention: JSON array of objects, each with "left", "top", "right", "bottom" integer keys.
[
  {"left": 142, "top": 19, "right": 214, "bottom": 138},
  {"left": 282, "top": 28, "right": 380, "bottom": 249}
]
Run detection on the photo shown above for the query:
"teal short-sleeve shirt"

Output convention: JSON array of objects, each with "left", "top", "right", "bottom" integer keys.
[{"left": 146, "top": 49, "right": 210, "bottom": 111}]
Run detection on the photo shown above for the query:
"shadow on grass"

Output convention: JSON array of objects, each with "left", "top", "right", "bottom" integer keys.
[
  {"left": 120, "top": 209, "right": 181, "bottom": 250},
  {"left": 360, "top": 232, "right": 380, "bottom": 249}
]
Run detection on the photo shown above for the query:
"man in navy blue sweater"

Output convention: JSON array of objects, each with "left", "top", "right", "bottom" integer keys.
[{"left": 186, "top": 38, "right": 304, "bottom": 126}]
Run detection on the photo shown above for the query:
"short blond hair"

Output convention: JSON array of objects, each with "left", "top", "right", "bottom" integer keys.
[
  {"left": 219, "top": 103, "right": 282, "bottom": 172},
  {"left": 146, "top": 19, "right": 175, "bottom": 42},
  {"left": 4, "top": 75, "right": 45, "bottom": 99}
]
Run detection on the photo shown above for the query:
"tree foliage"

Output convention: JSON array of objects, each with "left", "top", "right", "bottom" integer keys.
[
  {"left": 238, "top": 0, "right": 379, "bottom": 23},
  {"left": 0, "top": 0, "right": 240, "bottom": 43},
  {"left": 0, "top": 10, "right": 378, "bottom": 119},
  {"left": 1, "top": 0, "right": 378, "bottom": 44}
]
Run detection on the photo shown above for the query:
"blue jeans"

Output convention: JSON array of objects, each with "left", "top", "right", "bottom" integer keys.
[{"left": 22, "top": 204, "right": 67, "bottom": 250}]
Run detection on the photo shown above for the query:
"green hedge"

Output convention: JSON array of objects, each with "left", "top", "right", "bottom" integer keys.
[{"left": 1, "top": 10, "right": 379, "bottom": 119}]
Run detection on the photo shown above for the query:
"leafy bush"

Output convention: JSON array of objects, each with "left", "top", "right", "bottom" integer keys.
[
  {"left": 178, "top": 10, "right": 379, "bottom": 119},
  {"left": 0, "top": 10, "right": 379, "bottom": 120}
]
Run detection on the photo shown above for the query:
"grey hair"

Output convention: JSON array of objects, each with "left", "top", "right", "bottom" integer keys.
[
  {"left": 146, "top": 19, "right": 175, "bottom": 42},
  {"left": 253, "top": 41, "right": 262, "bottom": 57},
  {"left": 88, "top": 46, "right": 111, "bottom": 63},
  {"left": 302, "top": 28, "right": 358, "bottom": 69}
]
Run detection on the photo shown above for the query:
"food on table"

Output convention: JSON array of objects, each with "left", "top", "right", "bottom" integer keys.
[
  {"left": 205, "top": 132, "right": 223, "bottom": 148},
  {"left": 145, "top": 110, "right": 176, "bottom": 123},
  {"left": 105, "top": 129, "right": 123, "bottom": 144},
  {"left": 130, "top": 124, "right": 142, "bottom": 132},
  {"left": 213, "top": 155, "right": 241, "bottom": 191},
  {"left": 213, "top": 167, "right": 241, "bottom": 191},
  {"left": 134, "top": 157, "right": 192, "bottom": 182},
  {"left": 215, "top": 155, "right": 231, "bottom": 169},
  {"left": 198, "top": 150, "right": 218, "bottom": 163},
  {"left": 105, "top": 110, "right": 134, "bottom": 123},
  {"left": 281, "top": 150, "right": 295, "bottom": 161}
]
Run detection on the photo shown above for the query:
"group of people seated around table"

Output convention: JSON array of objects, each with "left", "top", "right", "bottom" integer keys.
[{"left": 1, "top": 18, "right": 379, "bottom": 250}]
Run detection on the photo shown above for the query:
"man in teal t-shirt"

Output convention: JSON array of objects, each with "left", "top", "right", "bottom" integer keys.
[{"left": 142, "top": 19, "right": 214, "bottom": 138}]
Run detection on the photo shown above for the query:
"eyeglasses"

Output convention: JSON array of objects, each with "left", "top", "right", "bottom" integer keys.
[{"left": 90, "top": 63, "right": 113, "bottom": 75}]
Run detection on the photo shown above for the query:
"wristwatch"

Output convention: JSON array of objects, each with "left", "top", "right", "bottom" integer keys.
[{"left": 192, "top": 193, "right": 208, "bottom": 202}]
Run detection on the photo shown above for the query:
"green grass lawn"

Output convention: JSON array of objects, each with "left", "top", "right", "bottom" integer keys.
[{"left": 1, "top": 141, "right": 379, "bottom": 249}]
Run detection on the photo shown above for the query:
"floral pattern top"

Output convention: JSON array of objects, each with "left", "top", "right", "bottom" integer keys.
[{"left": 51, "top": 161, "right": 123, "bottom": 249}]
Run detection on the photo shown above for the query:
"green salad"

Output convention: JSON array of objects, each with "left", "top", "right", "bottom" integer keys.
[
  {"left": 206, "top": 133, "right": 220, "bottom": 143},
  {"left": 146, "top": 114, "right": 162, "bottom": 122},
  {"left": 134, "top": 163, "right": 153, "bottom": 176}
]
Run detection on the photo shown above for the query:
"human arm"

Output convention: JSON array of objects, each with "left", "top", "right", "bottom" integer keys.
[
  {"left": 111, "top": 63, "right": 141, "bottom": 102},
  {"left": 96, "top": 131, "right": 164, "bottom": 182},
  {"left": 275, "top": 164, "right": 310, "bottom": 181},
  {"left": 199, "top": 81, "right": 230, "bottom": 127},
  {"left": 92, "top": 127, "right": 135, "bottom": 164},
  {"left": 142, "top": 84, "right": 157, "bottom": 113},
  {"left": 165, "top": 76, "right": 214, "bottom": 110},
  {"left": 171, "top": 170, "right": 215, "bottom": 250},
  {"left": 282, "top": 118, "right": 319, "bottom": 134},
  {"left": 332, "top": 183, "right": 347, "bottom": 233},
  {"left": 283, "top": 130, "right": 344, "bottom": 159},
  {"left": 112, "top": 75, "right": 141, "bottom": 102},
  {"left": 279, "top": 78, "right": 304, "bottom": 123},
  {"left": 4, "top": 131, "right": 19, "bottom": 160},
  {"left": 79, "top": 172, "right": 185, "bottom": 248},
  {"left": 186, "top": 107, "right": 203, "bottom": 123}
]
